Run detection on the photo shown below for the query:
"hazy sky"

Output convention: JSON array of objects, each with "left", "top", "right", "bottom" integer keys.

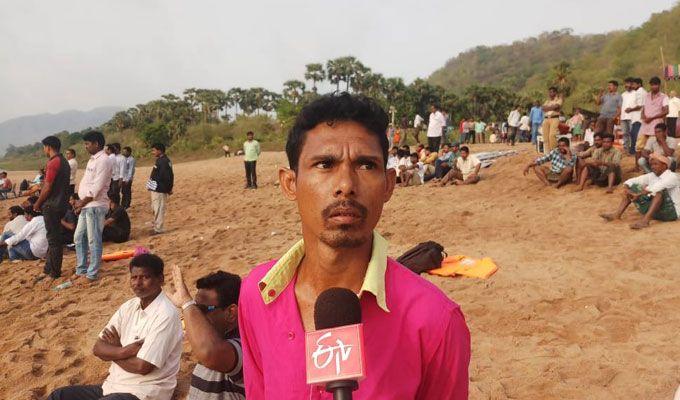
[{"left": 0, "top": 0, "right": 674, "bottom": 121}]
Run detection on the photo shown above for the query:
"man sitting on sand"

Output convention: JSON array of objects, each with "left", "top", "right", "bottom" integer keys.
[
  {"left": 432, "top": 143, "right": 458, "bottom": 181},
  {"left": 575, "top": 134, "right": 622, "bottom": 193},
  {"left": 103, "top": 199, "right": 131, "bottom": 243},
  {"left": 168, "top": 266, "right": 245, "bottom": 400},
  {"left": 0, "top": 171, "right": 13, "bottom": 199},
  {"left": 600, "top": 154, "right": 680, "bottom": 229},
  {"left": 399, "top": 152, "right": 426, "bottom": 187},
  {"left": 386, "top": 146, "right": 399, "bottom": 171},
  {"left": 639, "top": 123, "right": 677, "bottom": 173},
  {"left": 523, "top": 137, "right": 576, "bottom": 188},
  {"left": 440, "top": 146, "right": 481, "bottom": 186},
  {"left": 3, "top": 206, "right": 27, "bottom": 239},
  {"left": 0, "top": 206, "right": 47, "bottom": 263},
  {"left": 47, "top": 254, "right": 183, "bottom": 400},
  {"left": 576, "top": 132, "right": 603, "bottom": 178}
]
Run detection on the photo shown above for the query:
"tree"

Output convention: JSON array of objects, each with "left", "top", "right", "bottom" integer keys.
[
  {"left": 326, "top": 56, "right": 361, "bottom": 92},
  {"left": 282, "top": 80, "right": 306, "bottom": 105},
  {"left": 304, "top": 63, "right": 325, "bottom": 93},
  {"left": 550, "top": 61, "right": 575, "bottom": 99},
  {"left": 138, "top": 122, "right": 171, "bottom": 147}
]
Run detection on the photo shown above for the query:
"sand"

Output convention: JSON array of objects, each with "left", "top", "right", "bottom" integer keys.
[{"left": 0, "top": 143, "right": 678, "bottom": 399}]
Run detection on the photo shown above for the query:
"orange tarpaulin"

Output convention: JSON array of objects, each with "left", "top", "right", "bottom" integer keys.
[{"left": 427, "top": 255, "right": 498, "bottom": 279}]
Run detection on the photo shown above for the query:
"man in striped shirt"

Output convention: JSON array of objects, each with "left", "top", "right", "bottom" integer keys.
[
  {"left": 523, "top": 137, "right": 576, "bottom": 188},
  {"left": 168, "top": 266, "right": 245, "bottom": 400}
]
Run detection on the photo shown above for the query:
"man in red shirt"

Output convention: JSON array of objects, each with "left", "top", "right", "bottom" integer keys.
[{"left": 33, "top": 136, "right": 71, "bottom": 280}]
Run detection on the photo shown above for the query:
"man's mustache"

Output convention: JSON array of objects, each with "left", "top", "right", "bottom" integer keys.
[{"left": 322, "top": 200, "right": 368, "bottom": 220}]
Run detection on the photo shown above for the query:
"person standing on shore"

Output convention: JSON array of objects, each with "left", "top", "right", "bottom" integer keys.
[
  {"left": 426, "top": 104, "right": 446, "bottom": 152},
  {"left": 73, "top": 131, "right": 113, "bottom": 283},
  {"left": 33, "top": 135, "right": 71, "bottom": 281},
  {"left": 529, "top": 100, "right": 544, "bottom": 146},
  {"left": 243, "top": 131, "right": 261, "bottom": 189},
  {"left": 106, "top": 144, "right": 121, "bottom": 204},
  {"left": 66, "top": 148, "right": 78, "bottom": 196},
  {"left": 121, "top": 146, "right": 136, "bottom": 209},
  {"left": 541, "top": 87, "right": 562, "bottom": 152},
  {"left": 147, "top": 143, "right": 173, "bottom": 235},
  {"left": 596, "top": 80, "right": 622, "bottom": 136}
]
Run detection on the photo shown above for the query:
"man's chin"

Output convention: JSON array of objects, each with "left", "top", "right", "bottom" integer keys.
[{"left": 319, "top": 229, "right": 369, "bottom": 249}]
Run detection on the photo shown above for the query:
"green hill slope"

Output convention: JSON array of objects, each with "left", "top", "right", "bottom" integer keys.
[{"left": 429, "top": 5, "right": 680, "bottom": 109}]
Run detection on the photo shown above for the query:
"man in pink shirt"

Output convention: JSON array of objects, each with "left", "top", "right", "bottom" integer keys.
[
  {"left": 239, "top": 93, "right": 470, "bottom": 399},
  {"left": 637, "top": 76, "right": 669, "bottom": 163},
  {"left": 73, "top": 131, "right": 113, "bottom": 283}
]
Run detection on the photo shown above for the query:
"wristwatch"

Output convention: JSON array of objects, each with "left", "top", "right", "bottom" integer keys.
[{"left": 181, "top": 299, "right": 196, "bottom": 311}]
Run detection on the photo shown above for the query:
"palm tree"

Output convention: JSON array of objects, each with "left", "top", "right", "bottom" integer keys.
[
  {"left": 227, "top": 87, "right": 244, "bottom": 116},
  {"left": 282, "top": 80, "right": 306, "bottom": 105},
  {"left": 551, "top": 61, "right": 574, "bottom": 98},
  {"left": 326, "top": 59, "right": 342, "bottom": 92},
  {"left": 304, "top": 63, "right": 325, "bottom": 93}
]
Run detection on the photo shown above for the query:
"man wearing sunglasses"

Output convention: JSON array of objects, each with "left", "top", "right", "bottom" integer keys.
[{"left": 167, "top": 265, "right": 244, "bottom": 399}]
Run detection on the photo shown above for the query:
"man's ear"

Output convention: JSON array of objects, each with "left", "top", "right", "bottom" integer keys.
[
  {"left": 226, "top": 304, "right": 238, "bottom": 324},
  {"left": 383, "top": 167, "right": 396, "bottom": 203},
  {"left": 279, "top": 167, "right": 297, "bottom": 201}
]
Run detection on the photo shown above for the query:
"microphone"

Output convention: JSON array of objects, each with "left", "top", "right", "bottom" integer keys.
[{"left": 305, "top": 287, "right": 365, "bottom": 400}]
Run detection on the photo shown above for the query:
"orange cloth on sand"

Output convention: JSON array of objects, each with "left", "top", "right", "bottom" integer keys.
[
  {"left": 102, "top": 249, "right": 135, "bottom": 262},
  {"left": 428, "top": 255, "right": 498, "bottom": 279}
]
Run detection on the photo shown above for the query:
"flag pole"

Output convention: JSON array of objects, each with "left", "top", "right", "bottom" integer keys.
[{"left": 660, "top": 46, "right": 668, "bottom": 92}]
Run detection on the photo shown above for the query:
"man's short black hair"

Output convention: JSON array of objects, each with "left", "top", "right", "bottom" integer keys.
[
  {"left": 246, "top": 131, "right": 254, "bottom": 136},
  {"left": 106, "top": 144, "right": 115, "bottom": 152},
  {"left": 41, "top": 136, "right": 61, "bottom": 151},
  {"left": 196, "top": 270, "right": 241, "bottom": 308},
  {"left": 24, "top": 205, "right": 40, "bottom": 217},
  {"left": 113, "top": 143, "right": 121, "bottom": 152},
  {"left": 649, "top": 76, "right": 661, "bottom": 85},
  {"left": 67, "top": 148, "right": 76, "bottom": 156},
  {"left": 624, "top": 77, "right": 634, "bottom": 83},
  {"left": 409, "top": 152, "right": 419, "bottom": 158},
  {"left": 123, "top": 146, "right": 132, "bottom": 153},
  {"left": 26, "top": 196, "right": 38, "bottom": 206},
  {"left": 608, "top": 80, "right": 619, "bottom": 87},
  {"left": 548, "top": 86, "right": 558, "bottom": 92},
  {"left": 391, "top": 146, "right": 399, "bottom": 151},
  {"left": 655, "top": 122, "right": 667, "bottom": 131},
  {"left": 558, "top": 137, "right": 570, "bottom": 146},
  {"left": 83, "top": 130, "right": 105, "bottom": 148},
  {"left": 285, "top": 92, "right": 389, "bottom": 171},
  {"left": 460, "top": 145, "right": 470, "bottom": 153},
  {"left": 129, "top": 253, "right": 164, "bottom": 277},
  {"left": 593, "top": 132, "right": 603, "bottom": 139},
  {"left": 151, "top": 143, "right": 166, "bottom": 153},
  {"left": 9, "top": 206, "right": 24, "bottom": 216},
  {"left": 634, "top": 78, "right": 643, "bottom": 85},
  {"left": 601, "top": 133, "right": 615, "bottom": 141}
]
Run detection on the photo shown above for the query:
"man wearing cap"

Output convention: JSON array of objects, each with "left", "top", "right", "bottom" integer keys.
[
  {"left": 238, "top": 93, "right": 470, "bottom": 399},
  {"left": 600, "top": 153, "right": 680, "bottom": 229},
  {"left": 639, "top": 123, "right": 678, "bottom": 173}
]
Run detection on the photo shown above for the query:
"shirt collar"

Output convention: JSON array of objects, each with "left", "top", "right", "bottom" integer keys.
[
  {"left": 258, "top": 231, "right": 390, "bottom": 312},
  {"left": 91, "top": 149, "right": 106, "bottom": 160},
  {"left": 134, "top": 291, "right": 166, "bottom": 315}
]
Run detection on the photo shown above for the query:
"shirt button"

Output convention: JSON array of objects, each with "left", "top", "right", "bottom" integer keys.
[
  {"left": 268, "top": 289, "right": 276, "bottom": 298},
  {"left": 287, "top": 331, "right": 295, "bottom": 340}
]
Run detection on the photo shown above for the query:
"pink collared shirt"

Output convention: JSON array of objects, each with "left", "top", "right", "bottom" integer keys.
[
  {"left": 78, "top": 149, "right": 113, "bottom": 209},
  {"left": 640, "top": 91, "right": 669, "bottom": 136},
  {"left": 239, "top": 258, "right": 470, "bottom": 400}
]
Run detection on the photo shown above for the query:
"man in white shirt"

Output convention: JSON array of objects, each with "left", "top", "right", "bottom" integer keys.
[
  {"left": 3, "top": 206, "right": 27, "bottom": 238},
  {"left": 0, "top": 206, "right": 47, "bottom": 262},
  {"left": 47, "top": 254, "right": 183, "bottom": 400},
  {"left": 107, "top": 144, "right": 121, "bottom": 204},
  {"left": 426, "top": 104, "right": 446, "bottom": 152},
  {"left": 668, "top": 90, "right": 680, "bottom": 138},
  {"left": 519, "top": 114, "right": 531, "bottom": 143},
  {"left": 507, "top": 106, "right": 521, "bottom": 146},
  {"left": 413, "top": 113, "right": 425, "bottom": 144},
  {"left": 116, "top": 144, "right": 126, "bottom": 204},
  {"left": 398, "top": 152, "right": 425, "bottom": 187},
  {"left": 440, "top": 146, "right": 481, "bottom": 185},
  {"left": 639, "top": 123, "right": 678, "bottom": 173},
  {"left": 600, "top": 153, "right": 680, "bottom": 229},
  {"left": 121, "top": 146, "right": 136, "bottom": 209},
  {"left": 66, "top": 148, "right": 78, "bottom": 196},
  {"left": 386, "top": 146, "right": 399, "bottom": 171}
]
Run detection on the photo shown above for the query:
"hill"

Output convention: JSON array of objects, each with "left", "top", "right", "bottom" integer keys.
[
  {"left": 0, "top": 106, "right": 123, "bottom": 155},
  {"left": 429, "top": 5, "right": 680, "bottom": 109}
]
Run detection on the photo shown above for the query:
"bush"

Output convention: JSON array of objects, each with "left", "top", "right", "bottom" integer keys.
[{"left": 138, "top": 123, "right": 171, "bottom": 147}]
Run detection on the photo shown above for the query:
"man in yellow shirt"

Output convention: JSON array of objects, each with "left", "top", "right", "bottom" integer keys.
[
  {"left": 243, "top": 131, "right": 261, "bottom": 189},
  {"left": 541, "top": 86, "right": 563, "bottom": 152}
]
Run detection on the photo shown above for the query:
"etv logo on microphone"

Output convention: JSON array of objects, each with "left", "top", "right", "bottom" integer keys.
[{"left": 305, "top": 323, "right": 366, "bottom": 385}]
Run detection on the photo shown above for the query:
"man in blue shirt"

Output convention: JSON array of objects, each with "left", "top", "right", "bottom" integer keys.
[{"left": 529, "top": 100, "right": 544, "bottom": 146}]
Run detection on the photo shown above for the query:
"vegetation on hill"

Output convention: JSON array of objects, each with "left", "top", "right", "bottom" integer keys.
[{"left": 429, "top": 5, "right": 680, "bottom": 112}]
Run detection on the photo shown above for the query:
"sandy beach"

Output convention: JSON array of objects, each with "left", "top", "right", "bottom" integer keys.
[{"left": 0, "top": 143, "right": 678, "bottom": 399}]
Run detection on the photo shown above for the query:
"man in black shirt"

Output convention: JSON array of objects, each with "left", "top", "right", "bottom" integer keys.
[
  {"left": 147, "top": 143, "right": 173, "bottom": 235},
  {"left": 33, "top": 135, "right": 71, "bottom": 280},
  {"left": 103, "top": 199, "right": 131, "bottom": 243}
]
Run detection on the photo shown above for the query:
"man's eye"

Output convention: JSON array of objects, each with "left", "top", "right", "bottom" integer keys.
[
  {"left": 359, "top": 162, "right": 376, "bottom": 170},
  {"left": 315, "top": 161, "right": 332, "bottom": 169}
]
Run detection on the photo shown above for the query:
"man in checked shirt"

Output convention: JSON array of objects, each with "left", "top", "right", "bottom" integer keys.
[{"left": 523, "top": 137, "right": 577, "bottom": 188}]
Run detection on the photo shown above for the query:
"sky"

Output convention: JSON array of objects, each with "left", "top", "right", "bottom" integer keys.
[{"left": 0, "top": 0, "right": 674, "bottom": 122}]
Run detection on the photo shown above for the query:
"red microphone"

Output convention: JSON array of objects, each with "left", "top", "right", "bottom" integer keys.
[{"left": 305, "top": 287, "right": 365, "bottom": 400}]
